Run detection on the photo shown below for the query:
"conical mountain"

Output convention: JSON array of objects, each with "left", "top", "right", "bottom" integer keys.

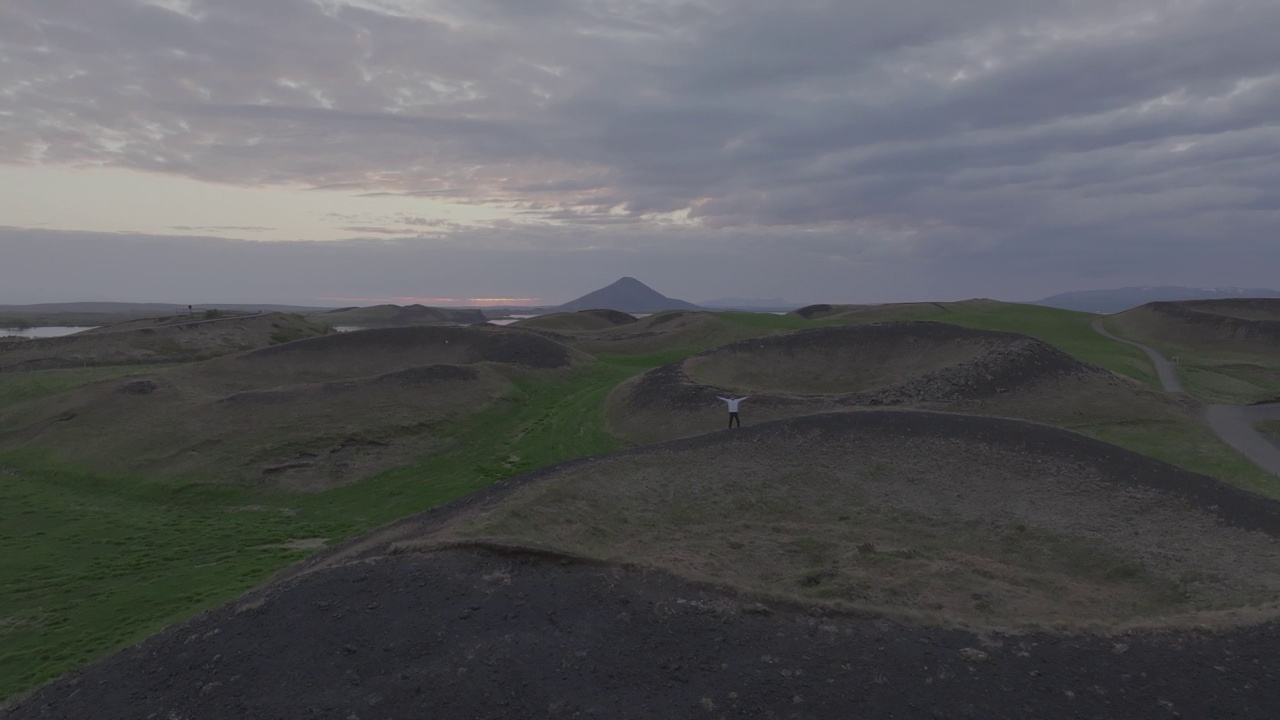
[{"left": 555, "top": 277, "right": 704, "bottom": 312}]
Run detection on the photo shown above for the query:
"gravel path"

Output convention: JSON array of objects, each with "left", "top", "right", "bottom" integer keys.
[
  {"left": 1203, "top": 403, "right": 1280, "bottom": 477},
  {"left": 1092, "top": 318, "right": 1280, "bottom": 477},
  {"left": 1091, "top": 318, "right": 1184, "bottom": 392}
]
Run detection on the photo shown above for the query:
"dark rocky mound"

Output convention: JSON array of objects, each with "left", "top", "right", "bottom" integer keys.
[
  {"left": 11, "top": 411, "right": 1280, "bottom": 720},
  {"left": 512, "top": 309, "right": 639, "bottom": 333},
  {"left": 792, "top": 303, "right": 834, "bottom": 319},
  {"left": 1119, "top": 300, "right": 1280, "bottom": 350},
  {"left": 1180, "top": 298, "right": 1280, "bottom": 319},
  {"left": 236, "top": 325, "right": 577, "bottom": 370},
  {"left": 577, "top": 308, "right": 638, "bottom": 326},
  {"left": 318, "top": 304, "right": 487, "bottom": 325},
  {"left": 114, "top": 379, "right": 159, "bottom": 395},
  {"left": 390, "top": 304, "right": 487, "bottom": 325},
  {"left": 645, "top": 310, "right": 699, "bottom": 327},
  {"left": 628, "top": 322, "right": 1099, "bottom": 411}
]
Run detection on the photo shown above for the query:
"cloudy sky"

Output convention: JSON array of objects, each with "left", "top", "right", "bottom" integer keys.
[{"left": 2, "top": 0, "right": 1278, "bottom": 306}]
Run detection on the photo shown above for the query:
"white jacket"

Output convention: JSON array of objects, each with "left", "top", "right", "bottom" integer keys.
[{"left": 717, "top": 396, "right": 748, "bottom": 412}]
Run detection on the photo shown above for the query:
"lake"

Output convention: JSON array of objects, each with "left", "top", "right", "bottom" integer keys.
[{"left": 0, "top": 326, "right": 97, "bottom": 339}]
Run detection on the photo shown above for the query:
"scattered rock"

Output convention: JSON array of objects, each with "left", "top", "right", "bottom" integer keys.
[{"left": 115, "top": 379, "right": 159, "bottom": 395}]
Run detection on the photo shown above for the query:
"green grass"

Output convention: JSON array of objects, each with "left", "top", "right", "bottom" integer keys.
[
  {"left": 1081, "top": 418, "right": 1280, "bottom": 499},
  {"left": 1103, "top": 316, "right": 1280, "bottom": 404},
  {"left": 674, "top": 304, "right": 1157, "bottom": 387},
  {"left": 919, "top": 305, "right": 1156, "bottom": 387},
  {"left": 0, "top": 358, "right": 641, "bottom": 701},
  {"left": 716, "top": 311, "right": 835, "bottom": 331},
  {"left": 0, "top": 305, "right": 1257, "bottom": 700},
  {"left": 781, "top": 303, "right": 1159, "bottom": 388},
  {"left": 1175, "top": 361, "right": 1280, "bottom": 405},
  {"left": 1258, "top": 420, "right": 1280, "bottom": 442},
  {"left": 0, "top": 366, "right": 173, "bottom": 407}
]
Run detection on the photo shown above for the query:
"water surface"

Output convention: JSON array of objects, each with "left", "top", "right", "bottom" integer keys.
[{"left": 0, "top": 326, "right": 97, "bottom": 339}]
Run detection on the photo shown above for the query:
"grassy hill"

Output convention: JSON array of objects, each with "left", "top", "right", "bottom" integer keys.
[
  {"left": 3, "top": 299, "right": 1278, "bottom": 702},
  {"left": 1109, "top": 300, "right": 1280, "bottom": 403},
  {"left": 0, "top": 303, "right": 329, "bottom": 328},
  {"left": 512, "top": 308, "right": 638, "bottom": 332},
  {"left": 0, "top": 326, "right": 584, "bottom": 489},
  {"left": 345, "top": 411, "right": 1280, "bottom": 630},
  {"left": 312, "top": 304, "right": 486, "bottom": 327},
  {"left": 604, "top": 321, "right": 1273, "bottom": 493},
  {"left": 0, "top": 312, "right": 328, "bottom": 372}
]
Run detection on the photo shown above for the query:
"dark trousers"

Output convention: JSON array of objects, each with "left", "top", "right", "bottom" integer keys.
[{"left": 728, "top": 412, "right": 740, "bottom": 428}]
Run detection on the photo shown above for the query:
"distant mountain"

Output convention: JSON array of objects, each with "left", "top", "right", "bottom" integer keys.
[
  {"left": 1032, "top": 286, "right": 1280, "bottom": 314},
  {"left": 556, "top": 277, "right": 703, "bottom": 312},
  {"left": 315, "top": 304, "right": 486, "bottom": 326},
  {"left": 700, "top": 297, "right": 795, "bottom": 310},
  {"left": 0, "top": 302, "right": 330, "bottom": 314}
]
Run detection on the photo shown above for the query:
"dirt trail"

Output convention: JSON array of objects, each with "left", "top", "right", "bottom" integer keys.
[
  {"left": 1203, "top": 403, "right": 1280, "bottom": 477},
  {"left": 1092, "top": 318, "right": 1184, "bottom": 392},
  {"left": 1092, "top": 318, "right": 1280, "bottom": 476}
]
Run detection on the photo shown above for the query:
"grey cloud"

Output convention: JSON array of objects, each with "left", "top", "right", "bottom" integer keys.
[
  {"left": 2, "top": 0, "right": 1279, "bottom": 289},
  {"left": 337, "top": 226, "right": 422, "bottom": 235},
  {"left": 171, "top": 225, "right": 277, "bottom": 231}
]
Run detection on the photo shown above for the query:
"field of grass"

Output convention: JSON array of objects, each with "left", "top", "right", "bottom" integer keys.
[
  {"left": 780, "top": 302, "right": 1158, "bottom": 388},
  {"left": 1105, "top": 310, "right": 1280, "bottom": 404},
  {"left": 1176, "top": 360, "right": 1280, "bottom": 405},
  {"left": 1082, "top": 416, "right": 1280, "bottom": 499},
  {"left": 0, "top": 303, "right": 1263, "bottom": 700},
  {"left": 0, "top": 360, "right": 635, "bottom": 701},
  {"left": 1259, "top": 420, "right": 1280, "bottom": 442},
  {"left": 0, "top": 366, "right": 174, "bottom": 406},
  {"left": 912, "top": 304, "right": 1159, "bottom": 387}
]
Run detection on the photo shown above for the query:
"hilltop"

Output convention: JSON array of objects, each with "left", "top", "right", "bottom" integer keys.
[
  {"left": 11, "top": 411, "right": 1280, "bottom": 719},
  {"left": 0, "top": 302, "right": 330, "bottom": 328},
  {"left": 1107, "top": 299, "right": 1280, "bottom": 403},
  {"left": 312, "top": 304, "right": 486, "bottom": 327},
  {"left": 7, "top": 297, "right": 1280, "bottom": 714},
  {"left": 555, "top": 277, "right": 703, "bottom": 312},
  {"left": 0, "top": 325, "right": 585, "bottom": 489},
  {"left": 512, "top": 308, "right": 639, "bottom": 332},
  {"left": 1034, "top": 286, "right": 1280, "bottom": 313},
  {"left": 0, "top": 312, "right": 328, "bottom": 371},
  {"left": 606, "top": 320, "right": 1184, "bottom": 446}
]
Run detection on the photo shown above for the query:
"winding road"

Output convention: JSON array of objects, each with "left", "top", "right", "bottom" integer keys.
[{"left": 1093, "top": 318, "right": 1280, "bottom": 477}]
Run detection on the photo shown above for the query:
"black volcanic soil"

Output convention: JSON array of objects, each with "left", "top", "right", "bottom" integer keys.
[{"left": 7, "top": 545, "right": 1280, "bottom": 720}]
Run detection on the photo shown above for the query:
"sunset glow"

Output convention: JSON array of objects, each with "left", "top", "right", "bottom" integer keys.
[{"left": 320, "top": 296, "right": 545, "bottom": 307}]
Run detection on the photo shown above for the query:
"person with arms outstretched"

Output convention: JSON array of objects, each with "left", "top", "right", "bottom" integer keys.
[{"left": 717, "top": 395, "right": 749, "bottom": 428}]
